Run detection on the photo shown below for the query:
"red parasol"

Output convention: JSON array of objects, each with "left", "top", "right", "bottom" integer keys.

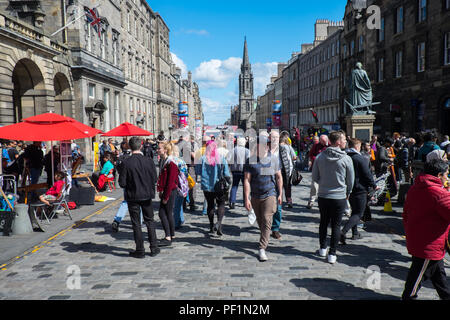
[
  {"left": 0, "top": 113, "right": 102, "bottom": 185},
  {"left": 101, "top": 122, "right": 153, "bottom": 137},
  {"left": 0, "top": 113, "right": 102, "bottom": 141}
]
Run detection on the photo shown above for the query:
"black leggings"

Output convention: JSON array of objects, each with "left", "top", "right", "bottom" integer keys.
[
  {"left": 318, "top": 197, "right": 346, "bottom": 255},
  {"left": 158, "top": 190, "right": 176, "bottom": 238},
  {"left": 204, "top": 191, "right": 227, "bottom": 231},
  {"left": 342, "top": 193, "right": 367, "bottom": 236}
]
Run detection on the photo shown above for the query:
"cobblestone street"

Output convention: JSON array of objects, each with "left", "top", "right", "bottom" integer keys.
[{"left": 0, "top": 173, "right": 448, "bottom": 300}]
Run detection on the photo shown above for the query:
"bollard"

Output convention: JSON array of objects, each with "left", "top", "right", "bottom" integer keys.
[
  {"left": 12, "top": 204, "right": 33, "bottom": 235},
  {"left": 383, "top": 191, "right": 393, "bottom": 212}
]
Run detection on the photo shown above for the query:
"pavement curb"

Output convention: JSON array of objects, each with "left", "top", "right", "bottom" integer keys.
[{"left": 0, "top": 197, "right": 123, "bottom": 271}]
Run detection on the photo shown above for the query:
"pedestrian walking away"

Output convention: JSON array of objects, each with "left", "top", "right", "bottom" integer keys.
[
  {"left": 244, "top": 136, "right": 283, "bottom": 262},
  {"left": 172, "top": 144, "right": 189, "bottom": 230},
  {"left": 340, "top": 138, "right": 379, "bottom": 244},
  {"left": 227, "top": 137, "right": 250, "bottom": 209},
  {"left": 195, "top": 140, "right": 231, "bottom": 236},
  {"left": 118, "top": 137, "right": 159, "bottom": 258},
  {"left": 279, "top": 134, "right": 297, "bottom": 208},
  {"left": 312, "top": 131, "right": 354, "bottom": 264},
  {"left": 401, "top": 159, "right": 450, "bottom": 300}
]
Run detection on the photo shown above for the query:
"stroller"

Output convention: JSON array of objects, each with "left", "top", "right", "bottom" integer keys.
[{"left": 0, "top": 175, "right": 18, "bottom": 236}]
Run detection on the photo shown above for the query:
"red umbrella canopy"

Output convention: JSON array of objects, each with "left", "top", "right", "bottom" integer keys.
[
  {"left": 0, "top": 113, "right": 102, "bottom": 141},
  {"left": 101, "top": 122, "right": 154, "bottom": 137},
  {"left": 63, "top": 116, "right": 103, "bottom": 137}
]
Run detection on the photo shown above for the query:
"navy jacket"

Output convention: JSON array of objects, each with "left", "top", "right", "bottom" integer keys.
[{"left": 347, "top": 150, "right": 377, "bottom": 196}]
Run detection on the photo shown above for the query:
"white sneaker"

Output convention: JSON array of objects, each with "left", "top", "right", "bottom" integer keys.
[
  {"left": 328, "top": 254, "right": 337, "bottom": 264},
  {"left": 258, "top": 249, "right": 268, "bottom": 262},
  {"left": 318, "top": 248, "right": 327, "bottom": 257}
]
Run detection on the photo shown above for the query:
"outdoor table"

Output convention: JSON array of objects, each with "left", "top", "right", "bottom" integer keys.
[
  {"left": 72, "top": 172, "right": 99, "bottom": 195},
  {"left": 17, "top": 183, "right": 48, "bottom": 204}
]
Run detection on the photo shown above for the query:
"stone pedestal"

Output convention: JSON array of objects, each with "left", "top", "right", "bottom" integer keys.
[{"left": 345, "top": 114, "right": 376, "bottom": 142}]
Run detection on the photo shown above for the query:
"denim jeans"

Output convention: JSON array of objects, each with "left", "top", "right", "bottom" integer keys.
[
  {"left": 173, "top": 194, "right": 185, "bottom": 228},
  {"left": 114, "top": 200, "right": 143, "bottom": 224},
  {"left": 229, "top": 172, "right": 244, "bottom": 204},
  {"left": 271, "top": 203, "right": 283, "bottom": 232},
  {"left": 202, "top": 199, "right": 207, "bottom": 215},
  {"left": 30, "top": 167, "right": 42, "bottom": 185}
]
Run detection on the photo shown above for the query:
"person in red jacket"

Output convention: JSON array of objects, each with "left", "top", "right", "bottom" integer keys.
[
  {"left": 39, "top": 171, "right": 66, "bottom": 206},
  {"left": 402, "top": 159, "right": 450, "bottom": 300},
  {"left": 156, "top": 141, "right": 180, "bottom": 247}
]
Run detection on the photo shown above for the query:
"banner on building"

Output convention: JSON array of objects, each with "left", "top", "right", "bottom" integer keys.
[
  {"left": 178, "top": 101, "right": 188, "bottom": 128},
  {"left": 272, "top": 100, "right": 282, "bottom": 128}
]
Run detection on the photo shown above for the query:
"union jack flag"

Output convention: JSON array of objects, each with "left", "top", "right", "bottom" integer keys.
[{"left": 84, "top": 6, "right": 102, "bottom": 38}]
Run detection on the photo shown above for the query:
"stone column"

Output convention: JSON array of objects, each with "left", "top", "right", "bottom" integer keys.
[{"left": 345, "top": 114, "right": 376, "bottom": 141}]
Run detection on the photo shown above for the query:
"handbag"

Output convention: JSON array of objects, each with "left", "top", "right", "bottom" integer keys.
[
  {"left": 214, "top": 164, "right": 230, "bottom": 194},
  {"left": 291, "top": 168, "right": 303, "bottom": 186},
  {"left": 187, "top": 174, "right": 196, "bottom": 189}
]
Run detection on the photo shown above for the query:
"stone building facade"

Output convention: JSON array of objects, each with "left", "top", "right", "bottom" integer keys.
[
  {"left": 298, "top": 20, "right": 343, "bottom": 132},
  {"left": 120, "top": 0, "right": 155, "bottom": 133},
  {"left": 0, "top": 1, "right": 74, "bottom": 125},
  {"left": 0, "top": 0, "right": 203, "bottom": 157},
  {"left": 341, "top": 0, "right": 450, "bottom": 136},
  {"left": 282, "top": 55, "right": 298, "bottom": 130},
  {"left": 64, "top": 0, "right": 126, "bottom": 157}
]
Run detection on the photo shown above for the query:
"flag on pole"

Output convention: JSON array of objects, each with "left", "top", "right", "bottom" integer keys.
[
  {"left": 84, "top": 6, "right": 102, "bottom": 38},
  {"left": 310, "top": 108, "right": 319, "bottom": 123}
]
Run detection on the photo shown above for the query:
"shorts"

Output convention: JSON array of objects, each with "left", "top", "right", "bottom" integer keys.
[{"left": 42, "top": 195, "right": 57, "bottom": 201}]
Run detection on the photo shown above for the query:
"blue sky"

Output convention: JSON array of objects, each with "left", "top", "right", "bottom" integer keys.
[{"left": 148, "top": 0, "right": 348, "bottom": 125}]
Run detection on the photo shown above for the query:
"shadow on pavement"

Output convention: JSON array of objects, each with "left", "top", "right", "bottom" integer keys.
[
  {"left": 335, "top": 243, "right": 410, "bottom": 282},
  {"left": 60, "top": 241, "right": 130, "bottom": 258},
  {"left": 290, "top": 278, "right": 400, "bottom": 300},
  {"left": 281, "top": 213, "right": 321, "bottom": 225}
]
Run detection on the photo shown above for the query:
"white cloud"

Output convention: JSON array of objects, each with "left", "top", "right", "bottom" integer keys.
[
  {"left": 202, "top": 97, "right": 222, "bottom": 111},
  {"left": 191, "top": 58, "right": 279, "bottom": 124},
  {"left": 201, "top": 97, "right": 234, "bottom": 124},
  {"left": 182, "top": 29, "right": 209, "bottom": 36},
  {"left": 252, "top": 62, "right": 279, "bottom": 96},
  {"left": 193, "top": 57, "right": 242, "bottom": 89},
  {"left": 170, "top": 52, "right": 188, "bottom": 79}
]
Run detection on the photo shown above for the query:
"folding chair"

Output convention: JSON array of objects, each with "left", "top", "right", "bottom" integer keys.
[
  {"left": 30, "top": 181, "right": 73, "bottom": 226},
  {"left": 47, "top": 182, "right": 73, "bottom": 221},
  {"left": 105, "top": 169, "right": 116, "bottom": 192}
]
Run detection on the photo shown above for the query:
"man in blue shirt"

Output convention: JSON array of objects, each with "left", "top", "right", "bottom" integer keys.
[{"left": 244, "top": 136, "right": 283, "bottom": 262}]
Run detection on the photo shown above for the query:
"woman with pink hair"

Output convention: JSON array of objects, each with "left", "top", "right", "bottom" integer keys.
[{"left": 195, "top": 140, "right": 231, "bottom": 236}]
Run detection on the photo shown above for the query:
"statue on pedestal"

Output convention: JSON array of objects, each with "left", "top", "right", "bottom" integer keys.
[{"left": 345, "top": 62, "right": 379, "bottom": 115}]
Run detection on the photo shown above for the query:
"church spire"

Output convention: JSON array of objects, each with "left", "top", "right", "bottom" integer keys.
[{"left": 242, "top": 36, "right": 250, "bottom": 72}]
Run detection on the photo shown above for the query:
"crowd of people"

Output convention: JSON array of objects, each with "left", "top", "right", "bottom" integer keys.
[{"left": 3, "top": 125, "right": 448, "bottom": 300}]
